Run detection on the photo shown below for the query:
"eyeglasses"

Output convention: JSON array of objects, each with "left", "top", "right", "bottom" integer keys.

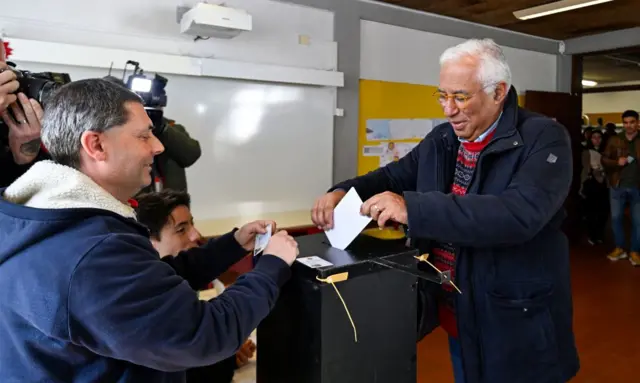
[
  {"left": 433, "top": 91, "right": 474, "bottom": 108},
  {"left": 434, "top": 83, "right": 501, "bottom": 108}
]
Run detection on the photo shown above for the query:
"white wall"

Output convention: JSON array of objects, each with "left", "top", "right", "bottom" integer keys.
[
  {"left": 583, "top": 91, "right": 640, "bottom": 113},
  {"left": 1, "top": 0, "right": 336, "bottom": 72},
  {"left": 360, "top": 20, "right": 557, "bottom": 94},
  {"left": 4, "top": 0, "right": 338, "bottom": 220}
]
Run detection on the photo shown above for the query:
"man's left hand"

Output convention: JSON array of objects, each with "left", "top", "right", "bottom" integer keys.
[
  {"left": 234, "top": 220, "right": 277, "bottom": 251},
  {"left": 361, "top": 191, "right": 408, "bottom": 228},
  {"left": 2, "top": 93, "right": 44, "bottom": 165}
]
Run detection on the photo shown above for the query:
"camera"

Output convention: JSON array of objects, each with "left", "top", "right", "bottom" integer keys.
[
  {"left": 6, "top": 62, "right": 71, "bottom": 107},
  {"left": 0, "top": 63, "right": 71, "bottom": 140},
  {"left": 122, "top": 60, "right": 168, "bottom": 130}
]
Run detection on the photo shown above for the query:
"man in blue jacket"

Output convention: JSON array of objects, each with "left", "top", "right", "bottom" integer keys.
[
  {"left": 0, "top": 78, "right": 299, "bottom": 382},
  {"left": 312, "top": 38, "right": 579, "bottom": 383}
]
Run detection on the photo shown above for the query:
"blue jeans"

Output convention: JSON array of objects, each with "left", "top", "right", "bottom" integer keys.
[
  {"left": 449, "top": 336, "right": 466, "bottom": 383},
  {"left": 610, "top": 187, "right": 640, "bottom": 251}
]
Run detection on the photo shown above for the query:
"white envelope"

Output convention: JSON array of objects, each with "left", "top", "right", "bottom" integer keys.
[{"left": 324, "top": 187, "right": 372, "bottom": 250}]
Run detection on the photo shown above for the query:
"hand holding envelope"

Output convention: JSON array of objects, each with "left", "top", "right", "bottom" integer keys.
[
  {"left": 312, "top": 188, "right": 409, "bottom": 250},
  {"left": 360, "top": 191, "right": 408, "bottom": 228},
  {"left": 322, "top": 188, "right": 372, "bottom": 250}
]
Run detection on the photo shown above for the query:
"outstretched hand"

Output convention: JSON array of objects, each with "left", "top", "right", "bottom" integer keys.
[{"left": 234, "top": 220, "right": 277, "bottom": 251}]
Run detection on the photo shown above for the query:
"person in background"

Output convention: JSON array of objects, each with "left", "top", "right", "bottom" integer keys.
[
  {"left": 601, "top": 109, "right": 640, "bottom": 266},
  {"left": 602, "top": 122, "right": 617, "bottom": 150},
  {"left": 141, "top": 116, "right": 201, "bottom": 193},
  {"left": 580, "top": 130, "right": 608, "bottom": 245},
  {"left": 0, "top": 37, "right": 48, "bottom": 187},
  {"left": 135, "top": 189, "right": 256, "bottom": 383},
  {"left": 311, "top": 38, "right": 578, "bottom": 383},
  {"left": 581, "top": 127, "right": 593, "bottom": 147},
  {"left": 0, "top": 78, "right": 299, "bottom": 382}
]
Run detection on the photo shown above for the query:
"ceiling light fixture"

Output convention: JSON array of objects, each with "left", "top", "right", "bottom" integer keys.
[
  {"left": 513, "top": 0, "right": 614, "bottom": 20},
  {"left": 582, "top": 80, "right": 598, "bottom": 87}
]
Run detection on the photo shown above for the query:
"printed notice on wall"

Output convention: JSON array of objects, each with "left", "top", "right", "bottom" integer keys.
[
  {"left": 379, "top": 142, "right": 418, "bottom": 167},
  {"left": 366, "top": 118, "right": 441, "bottom": 141}
]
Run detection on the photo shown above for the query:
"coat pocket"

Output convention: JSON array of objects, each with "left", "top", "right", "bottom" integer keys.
[{"left": 483, "top": 281, "right": 559, "bottom": 366}]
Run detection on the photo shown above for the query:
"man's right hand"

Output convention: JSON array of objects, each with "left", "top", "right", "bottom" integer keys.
[
  {"left": 618, "top": 157, "right": 628, "bottom": 166},
  {"left": 311, "top": 190, "right": 347, "bottom": 230},
  {"left": 263, "top": 230, "right": 298, "bottom": 266},
  {"left": 0, "top": 65, "right": 19, "bottom": 112}
]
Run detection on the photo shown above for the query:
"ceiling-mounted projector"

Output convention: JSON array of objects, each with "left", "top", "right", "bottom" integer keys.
[{"left": 178, "top": 3, "right": 252, "bottom": 39}]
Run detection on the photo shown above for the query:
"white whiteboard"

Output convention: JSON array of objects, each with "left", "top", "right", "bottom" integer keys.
[{"left": 13, "top": 61, "right": 335, "bottom": 221}]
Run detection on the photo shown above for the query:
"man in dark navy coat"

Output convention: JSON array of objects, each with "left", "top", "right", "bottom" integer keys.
[{"left": 311, "top": 38, "right": 579, "bottom": 383}]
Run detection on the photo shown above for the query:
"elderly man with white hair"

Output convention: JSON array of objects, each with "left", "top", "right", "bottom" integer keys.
[{"left": 311, "top": 38, "right": 579, "bottom": 383}]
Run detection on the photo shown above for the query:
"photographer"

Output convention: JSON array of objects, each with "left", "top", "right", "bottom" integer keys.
[{"left": 0, "top": 38, "right": 49, "bottom": 187}]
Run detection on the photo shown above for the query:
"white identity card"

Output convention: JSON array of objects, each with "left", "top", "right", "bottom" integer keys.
[
  {"left": 253, "top": 223, "right": 272, "bottom": 256},
  {"left": 324, "top": 187, "right": 372, "bottom": 250},
  {"left": 296, "top": 256, "right": 333, "bottom": 269}
]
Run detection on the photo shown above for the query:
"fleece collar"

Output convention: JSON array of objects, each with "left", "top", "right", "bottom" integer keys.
[{"left": 3, "top": 160, "right": 136, "bottom": 219}]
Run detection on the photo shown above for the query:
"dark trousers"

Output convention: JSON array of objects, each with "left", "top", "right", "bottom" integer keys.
[
  {"left": 584, "top": 180, "right": 609, "bottom": 241},
  {"left": 610, "top": 186, "right": 640, "bottom": 251},
  {"left": 449, "top": 336, "right": 466, "bottom": 383},
  {"left": 185, "top": 356, "right": 236, "bottom": 383}
]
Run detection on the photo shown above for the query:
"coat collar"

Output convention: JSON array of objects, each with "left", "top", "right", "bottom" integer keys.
[{"left": 3, "top": 160, "right": 137, "bottom": 219}]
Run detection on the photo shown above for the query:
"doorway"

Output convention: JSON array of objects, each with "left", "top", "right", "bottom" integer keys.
[
  {"left": 580, "top": 46, "right": 640, "bottom": 130},
  {"left": 524, "top": 47, "right": 640, "bottom": 243}
]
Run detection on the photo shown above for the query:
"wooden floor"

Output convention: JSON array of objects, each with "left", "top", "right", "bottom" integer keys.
[{"left": 416, "top": 241, "right": 640, "bottom": 383}]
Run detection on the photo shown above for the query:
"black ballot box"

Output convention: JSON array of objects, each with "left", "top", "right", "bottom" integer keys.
[{"left": 256, "top": 232, "right": 442, "bottom": 383}]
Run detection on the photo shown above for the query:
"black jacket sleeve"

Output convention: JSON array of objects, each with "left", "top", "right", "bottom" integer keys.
[
  {"left": 403, "top": 118, "right": 572, "bottom": 247},
  {"left": 161, "top": 230, "right": 249, "bottom": 291},
  {"left": 157, "top": 123, "right": 202, "bottom": 168}
]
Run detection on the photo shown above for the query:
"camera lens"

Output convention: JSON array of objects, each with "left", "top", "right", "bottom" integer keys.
[
  {"left": 15, "top": 72, "right": 62, "bottom": 107},
  {"left": 35, "top": 81, "right": 62, "bottom": 107}
]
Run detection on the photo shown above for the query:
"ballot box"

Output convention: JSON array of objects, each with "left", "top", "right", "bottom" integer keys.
[{"left": 256, "top": 233, "right": 442, "bottom": 383}]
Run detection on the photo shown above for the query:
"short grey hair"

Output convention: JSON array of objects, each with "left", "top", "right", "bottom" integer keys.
[
  {"left": 42, "top": 78, "right": 143, "bottom": 169},
  {"left": 439, "top": 38, "right": 512, "bottom": 95}
]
